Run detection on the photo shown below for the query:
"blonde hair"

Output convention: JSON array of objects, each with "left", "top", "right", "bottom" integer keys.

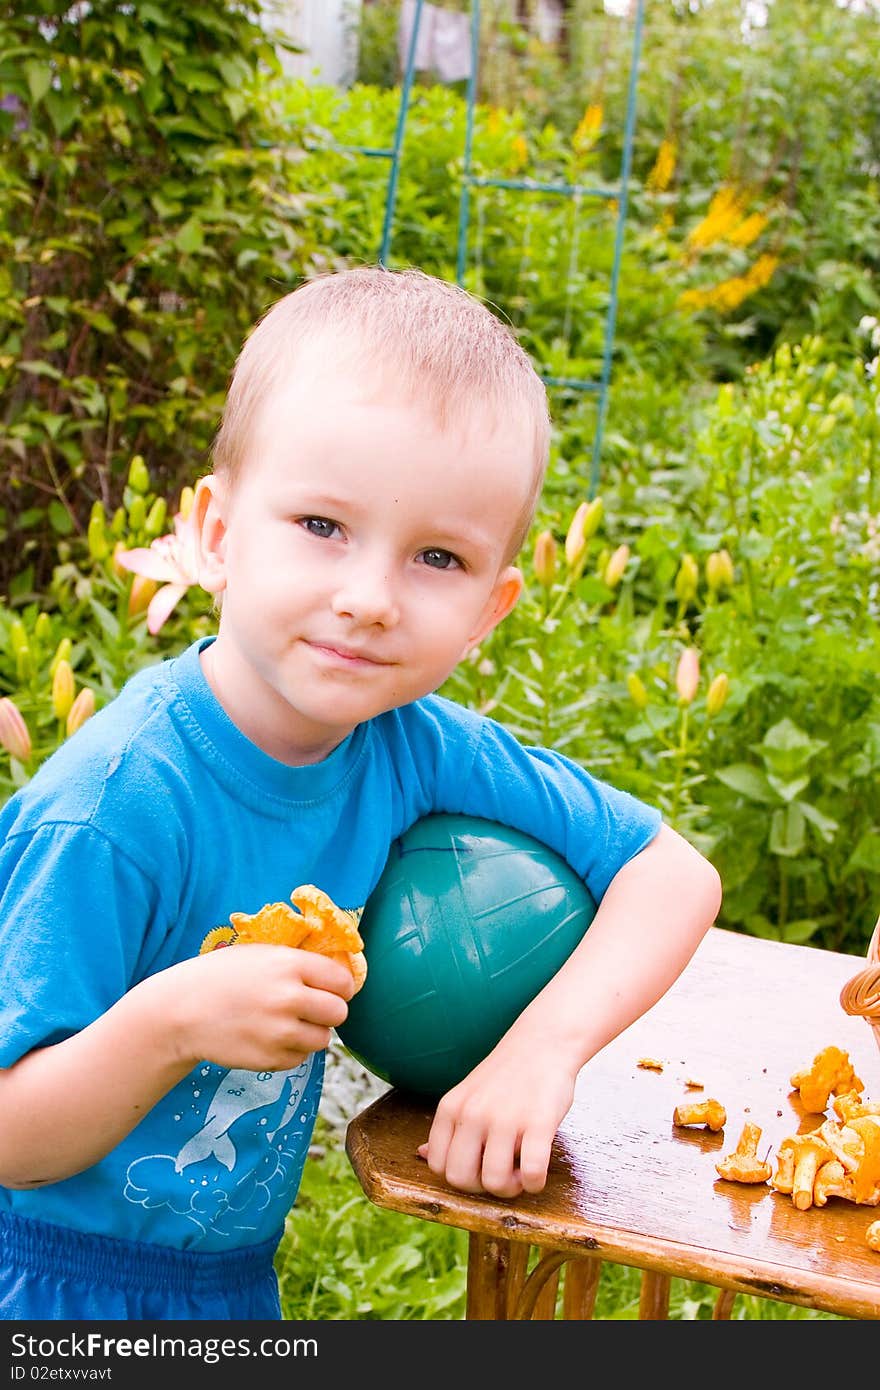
[{"left": 211, "top": 266, "right": 551, "bottom": 560}]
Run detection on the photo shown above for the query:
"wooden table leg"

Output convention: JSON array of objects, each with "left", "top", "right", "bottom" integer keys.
[
  {"left": 511, "top": 1251, "right": 567, "bottom": 1319},
  {"left": 713, "top": 1288, "right": 737, "bottom": 1320},
  {"left": 562, "top": 1257, "right": 602, "bottom": 1319},
  {"left": 639, "top": 1270, "right": 671, "bottom": 1320},
  {"left": 466, "top": 1233, "right": 528, "bottom": 1319}
]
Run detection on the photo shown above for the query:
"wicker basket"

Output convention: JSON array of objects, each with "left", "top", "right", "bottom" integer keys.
[{"left": 840, "top": 913, "right": 880, "bottom": 1059}]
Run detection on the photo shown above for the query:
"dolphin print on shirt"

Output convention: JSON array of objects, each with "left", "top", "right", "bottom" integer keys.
[{"left": 174, "top": 1058, "right": 314, "bottom": 1173}]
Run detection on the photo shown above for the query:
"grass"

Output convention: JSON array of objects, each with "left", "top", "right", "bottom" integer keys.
[{"left": 275, "top": 1122, "right": 841, "bottom": 1321}]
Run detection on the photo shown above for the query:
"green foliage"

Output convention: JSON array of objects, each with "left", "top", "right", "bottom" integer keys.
[
  {"left": 0, "top": 1, "right": 316, "bottom": 591},
  {"left": 444, "top": 331, "right": 880, "bottom": 956},
  {"left": 272, "top": 79, "right": 704, "bottom": 391},
  {"left": 5, "top": 331, "right": 877, "bottom": 954},
  {"left": 349, "top": 0, "right": 880, "bottom": 375}
]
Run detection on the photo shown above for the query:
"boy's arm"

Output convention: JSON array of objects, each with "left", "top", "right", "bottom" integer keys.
[
  {"left": 419, "top": 823, "right": 722, "bottom": 1198},
  {"left": 0, "top": 945, "right": 354, "bottom": 1189}
]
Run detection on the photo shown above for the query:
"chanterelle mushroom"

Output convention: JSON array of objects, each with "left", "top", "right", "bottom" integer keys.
[
  {"left": 673, "top": 1098, "right": 726, "bottom": 1131},
  {"left": 790, "top": 1046, "right": 863, "bottom": 1115},
  {"left": 715, "top": 1122, "right": 771, "bottom": 1184},
  {"left": 772, "top": 1132, "right": 833, "bottom": 1210}
]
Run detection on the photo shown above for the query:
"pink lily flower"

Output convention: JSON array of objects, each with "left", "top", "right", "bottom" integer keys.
[{"left": 115, "top": 504, "right": 201, "bottom": 635}]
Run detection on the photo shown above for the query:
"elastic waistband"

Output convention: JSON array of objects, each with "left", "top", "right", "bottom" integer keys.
[{"left": 0, "top": 1210, "right": 280, "bottom": 1296}]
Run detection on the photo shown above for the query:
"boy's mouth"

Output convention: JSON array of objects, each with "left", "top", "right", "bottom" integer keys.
[{"left": 308, "top": 641, "right": 391, "bottom": 667}]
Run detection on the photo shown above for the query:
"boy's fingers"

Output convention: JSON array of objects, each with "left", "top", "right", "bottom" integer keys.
[
  {"left": 439, "top": 1127, "right": 487, "bottom": 1194},
  {"left": 517, "top": 1131, "right": 553, "bottom": 1193},
  {"left": 292, "top": 948, "right": 355, "bottom": 999},
  {"left": 480, "top": 1129, "right": 524, "bottom": 1198}
]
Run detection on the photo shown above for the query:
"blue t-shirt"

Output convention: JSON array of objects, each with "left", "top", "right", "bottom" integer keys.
[{"left": 0, "top": 637, "right": 660, "bottom": 1253}]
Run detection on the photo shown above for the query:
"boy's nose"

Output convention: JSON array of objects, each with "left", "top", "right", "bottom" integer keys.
[{"left": 330, "top": 567, "right": 400, "bottom": 628}]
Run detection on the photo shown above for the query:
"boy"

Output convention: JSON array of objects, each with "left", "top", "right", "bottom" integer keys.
[{"left": 0, "top": 267, "right": 721, "bottom": 1320}]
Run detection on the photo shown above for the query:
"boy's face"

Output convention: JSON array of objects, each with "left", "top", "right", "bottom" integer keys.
[{"left": 194, "top": 368, "right": 535, "bottom": 765}]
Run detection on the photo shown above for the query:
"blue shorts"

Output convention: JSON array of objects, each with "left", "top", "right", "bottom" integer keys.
[{"left": 0, "top": 1210, "right": 282, "bottom": 1321}]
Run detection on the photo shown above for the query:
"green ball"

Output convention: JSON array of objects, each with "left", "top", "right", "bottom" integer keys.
[{"left": 336, "top": 814, "right": 596, "bottom": 1098}]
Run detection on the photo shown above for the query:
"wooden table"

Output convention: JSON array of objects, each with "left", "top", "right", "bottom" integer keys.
[{"left": 345, "top": 926, "right": 880, "bottom": 1320}]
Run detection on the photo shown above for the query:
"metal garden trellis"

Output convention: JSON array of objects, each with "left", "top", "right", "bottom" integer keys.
[{"left": 373, "top": 0, "right": 646, "bottom": 497}]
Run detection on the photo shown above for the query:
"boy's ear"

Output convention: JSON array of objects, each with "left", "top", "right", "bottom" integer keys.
[
  {"left": 465, "top": 566, "right": 523, "bottom": 652},
  {"left": 192, "top": 474, "right": 229, "bottom": 596}
]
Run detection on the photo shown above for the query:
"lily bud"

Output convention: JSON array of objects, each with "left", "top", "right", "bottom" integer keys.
[
  {"left": 706, "top": 548, "right": 734, "bottom": 592},
  {"left": 66, "top": 687, "right": 96, "bottom": 737},
  {"left": 51, "top": 658, "right": 75, "bottom": 722},
  {"left": 0, "top": 697, "right": 31, "bottom": 762},
  {"left": 564, "top": 498, "right": 603, "bottom": 569},
  {"left": 127, "top": 495, "right": 146, "bottom": 532},
  {"left": 581, "top": 496, "right": 604, "bottom": 542},
  {"left": 675, "top": 647, "right": 700, "bottom": 704},
  {"left": 9, "top": 620, "right": 28, "bottom": 655},
  {"left": 128, "top": 454, "right": 150, "bottom": 494},
  {"left": 564, "top": 503, "right": 590, "bottom": 569},
  {"left": 604, "top": 543, "right": 630, "bottom": 589},
  {"left": 675, "top": 553, "right": 700, "bottom": 605},
  {"left": 533, "top": 530, "right": 558, "bottom": 589},
  {"left": 50, "top": 637, "right": 73, "bottom": 678},
  {"left": 706, "top": 672, "right": 730, "bottom": 716},
  {"left": 14, "top": 643, "right": 31, "bottom": 682},
  {"left": 34, "top": 612, "right": 51, "bottom": 643},
  {"left": 128, "top": 574, "right": 158, "bottom": 617},
  {"left": 145, "top": 497, "right": 167, "bottom": 538},
  {"left": 178, "top": 485, "right": 196, "bottom": 521},
  {"left": 626, "top": 673, "right": 648, "bottom": 710},
  {"left": 111, "top": 541, "right": 129, "bottom": 579},
  {"left": 87, "top": 511, "right": 109, "bottom": 561}
]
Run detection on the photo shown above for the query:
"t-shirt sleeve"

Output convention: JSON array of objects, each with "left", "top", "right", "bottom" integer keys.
[
  {"left": 0, "top": 822, "right": 164, "bottom": 1067},
  {"left": 428, "top": 704, "right": 663, "bottom": 903}
]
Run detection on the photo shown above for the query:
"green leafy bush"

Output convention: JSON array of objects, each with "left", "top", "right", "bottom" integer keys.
[{"left": 0, "top": 1, "right": 316, "bottom": 592}]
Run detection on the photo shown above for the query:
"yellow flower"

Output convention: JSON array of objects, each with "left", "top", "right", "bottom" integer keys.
[
  {"left": 573, "top": 103, "right": 603, "bottom": 154},
  {"left": 679, "top": 253, "right": 781, "bottom": 316},
  {"left": 66, "top": 687, "right": 96, "bottom": 737},
  {"left": 727, "top": 210, "right": 768, "bottom": 248},
  {"left": 0, "top": 697, "right": 31, "bottom": 762},
  {"left": 646, "top": 138, "right": 677, "bottom": 192},
  {"left": 509, "top": 134, "right": 528, "bottom": 174},
  {"left": 675, "top": 648, "right": 700, "bottom": 704},
  {"left": 51, "top": 658, "right": 75, "bottom": 722}
]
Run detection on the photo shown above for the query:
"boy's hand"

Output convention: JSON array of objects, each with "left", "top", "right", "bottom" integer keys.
[
  {"left": 164, "top": 944, "right": 355, "bottom": 1074},
  {"left": 417, "top": 1034, "right": 577, "bottom": 1198}
]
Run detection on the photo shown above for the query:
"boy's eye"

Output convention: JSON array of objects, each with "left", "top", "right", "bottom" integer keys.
[
  {"left": 419, "top": 548, "right": 461, "bottom": 571},
  {"left": 299, "top": 516, "right": 339, "bottom": 540}
]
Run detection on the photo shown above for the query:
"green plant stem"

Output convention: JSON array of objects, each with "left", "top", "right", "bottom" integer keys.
[
  {"left": 670, "top": 702, "right": 690, "bottom": 827},
  {"left": 777, "top": 858, "right": 790, "bottom": 937}
]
